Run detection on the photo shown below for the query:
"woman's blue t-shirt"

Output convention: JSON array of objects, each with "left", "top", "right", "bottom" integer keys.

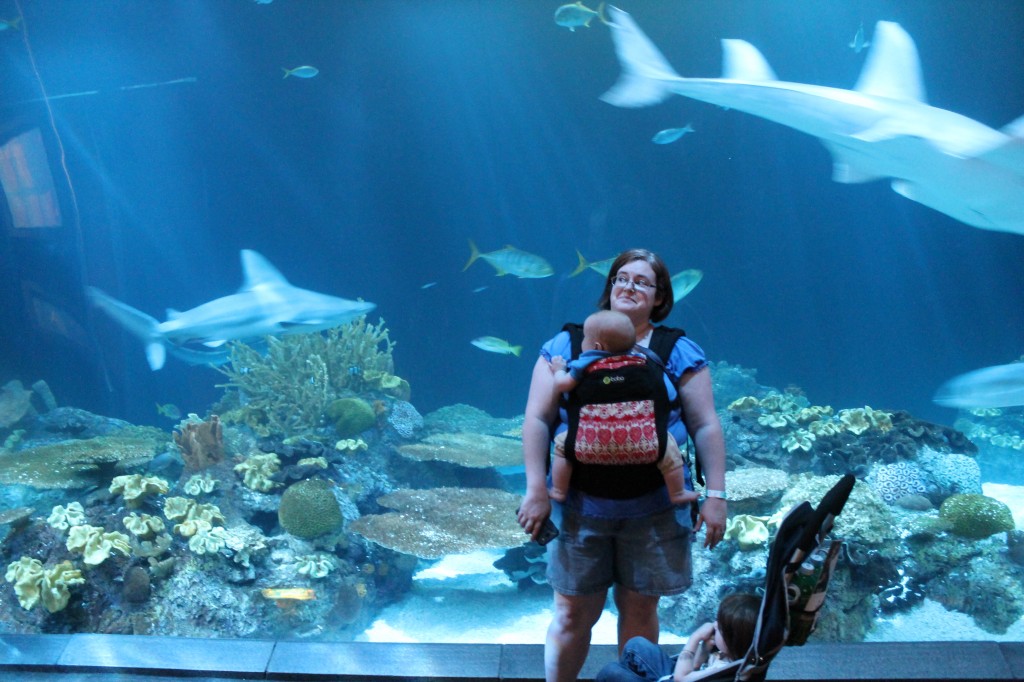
[{"left": 539, "top": 328, "right": 708, "bottom": 519}]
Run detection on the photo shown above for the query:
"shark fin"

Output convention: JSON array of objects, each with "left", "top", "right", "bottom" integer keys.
[
  {"left": 720, "top": 40, "right": 777, "bottom": 81},
  {"left": 600, "top": 6, "right": 682, "bottom": 108},
  {"left": 853, "top": 21, "right": 925, "bottom": 103},
  {"left": 240, "top": 249, "right": 290, "bottom": 291},
  {"left": 146, "top": 343, "right": 166, "bottom": 371},
  {"left": 166, "top": 308, "right": 182, "bottom": 319},
  {"left": 832, "top": 161, "right": 883, "bottom": 184}
]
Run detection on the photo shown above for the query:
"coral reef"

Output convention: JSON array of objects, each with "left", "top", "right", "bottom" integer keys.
[
  {"left": 726, "top": 467, "right": 788, "bottom": 514},
  {"left": 349, "top": 487, "right": 524, "bottom": 559},
  {"left": 234, "top": 453, "right": 282, "bottom": 492},
  {"left": 215, "top": 317, "right": 402, "bottom": 436},
  {"left": 173, "top": 415, "right": 224, "bottom": 471},
  {"left": 865, "top": 461, "right": 927, "bottom": 505},
  {"left": 0, "top": 431, "right": 165, "bottom": 489},
  {"left": 387, "top": 400, "right": 423, "bottom": 439},
  {"left": 278, "top": 479, "right": 343, "bottom": 539},
  {"left": 396, "top": 432, "right": 522, "bottom": 468},
  {"left": 65, "top": 525, "right": 131, "bottom": 566},
  {"left": 780, "top": 474, "right": 897, "bottom": 546},
  {"left": 938, "top": 494, "right": 1015, "bottom": 539}
]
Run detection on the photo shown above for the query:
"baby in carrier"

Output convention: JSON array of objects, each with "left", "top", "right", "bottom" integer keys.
[{"left": 548, "top": 309, "right": 690, "bottom": 503}]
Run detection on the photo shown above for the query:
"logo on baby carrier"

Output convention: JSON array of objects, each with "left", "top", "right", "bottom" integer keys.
[{"left": 602, "top": 375, "right": 625, "bottom": 385}]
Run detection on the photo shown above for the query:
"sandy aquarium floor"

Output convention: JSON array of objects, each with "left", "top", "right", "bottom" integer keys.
[{"left": 358, "top": 484, "right": 1024, "bottom": 645}]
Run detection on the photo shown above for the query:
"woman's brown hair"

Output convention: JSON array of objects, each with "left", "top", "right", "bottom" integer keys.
[{"left": 596, "top": 248, "right": 675, "bottom": 323}]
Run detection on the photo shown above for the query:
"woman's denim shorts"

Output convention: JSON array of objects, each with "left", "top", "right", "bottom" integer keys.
[{"left": 546, "top": 504, "right": 693, "bottom": 596}]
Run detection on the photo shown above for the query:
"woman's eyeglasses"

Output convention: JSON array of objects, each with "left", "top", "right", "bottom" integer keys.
[{"left": 612, "top": 274, "right": 657, "bottom": 292}]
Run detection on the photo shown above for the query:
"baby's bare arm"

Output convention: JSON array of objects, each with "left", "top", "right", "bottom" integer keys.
[{"left": 548, "top": 356, "right": 578, "bottom": 393}]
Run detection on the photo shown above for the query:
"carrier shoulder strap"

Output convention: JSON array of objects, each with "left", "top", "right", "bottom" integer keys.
[
  {"left": 648, "top": 325, "right": 686, "bottom": 380},
  {"left": 561, "top": 322, "right": 585, "bottom": 360}
]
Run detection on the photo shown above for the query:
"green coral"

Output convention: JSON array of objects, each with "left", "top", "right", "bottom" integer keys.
[
  {"left": 65, "top": 525, "right": 131, "bottom": 566},
  {"left": 109, "top": 474, "right": 169, "bottom": 508},
  {"left": 234, "top": 453, "right": 282, "bottom": 492},
  {"left": 278, "top": 479, "right": 342, "bottom": 539},
  {"left": 5, "top": 557, "right": 85, "bottom": 612},
  {"left": 47, "top": 502, "right": 87, "bottom": 531},
  {"left": 939, "top": 494, "right": 1016, "bottom": 539},
  {"left": 724, "top": 514, "right": 770, "bottom": 550},
  {"left": 215, "top": 317, "right": 399, "bottom": 436},
  {"left": 327, "top": 397, "right": 377, "bottom": 438},
  {"left": 187, "top": 523, "right": 230, "bottom": 555},
  {"left": 781, "top": 429, "right": 816, "bottom": 452},
  {"left": 0, "top": 429, "right": 165, "bottom": 489}
]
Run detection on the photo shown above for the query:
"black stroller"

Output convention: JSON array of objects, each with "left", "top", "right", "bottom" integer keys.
[{"left": 690, "top": 473, "right": 856, "bottom": 682}]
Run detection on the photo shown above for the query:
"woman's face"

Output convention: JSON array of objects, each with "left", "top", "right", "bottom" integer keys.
[{"left": 609, "top": 260, "right": 661, "bottom": 321}]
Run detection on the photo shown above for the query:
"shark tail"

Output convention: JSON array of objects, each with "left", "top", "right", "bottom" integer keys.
[
  {"left": 86, "top": 287, "right": 167, "bottom": 370},
  {"left": 600, "top": 7, "right": 682, "bottom": 108},
  {"left": 596, "top": 2, "right": 611, "bottom": 26}
]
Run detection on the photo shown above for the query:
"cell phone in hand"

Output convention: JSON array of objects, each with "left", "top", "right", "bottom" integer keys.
[
  {"left": 535, "top": 517, "right": 560, "bottom": 546},
  {"left": 517, "top": 508, "right": 560, "bottom": 546}
]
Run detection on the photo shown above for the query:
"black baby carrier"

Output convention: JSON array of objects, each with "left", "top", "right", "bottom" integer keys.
[
  {"left": 687, "top": 474, "right": 855, "bottom": 682},
  {"left": 559, "top": 323, "right": 685, "bottom": 499}
]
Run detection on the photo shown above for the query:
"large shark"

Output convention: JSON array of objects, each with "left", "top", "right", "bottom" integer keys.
[
  {"left": 87, "top": 249, "right": 376, "bottom": 370},
  {"left": 600, "top": 8, "right": 1024, "bottom": 235}
]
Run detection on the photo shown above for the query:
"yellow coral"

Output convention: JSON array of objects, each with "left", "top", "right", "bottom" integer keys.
[
  {"left": 4, "top": 558, "right": 84, "bottom": 613},
  {"left": 725, "top": 515, "right": 770, "bottom": 551},
  {"left": 757, "top": 413, "right": 791, "bottom": 429},
  {"left": 5, "top": 556, "right": 45, "bottom": 610},
  {"left": 47, "top": 502, "right": 86, "bottom": 531},
  {"left": 123, "top": 513, "right": 165, "bottom": 539},
  {"left": 727, "top": 396, "right": 760, "bottom": 411},
  {"left": 183, "top": 473, "right": 218, "bottom": 496},
  {"left": 188, "top": 525, "right": 229, "bottom": 554},
  {"left": 109, "top": 474, "right": 169, "bottom": 508},
  {"left": 163, "top": 496, "right": 196, "bottom": 522},
  {"left": 234, "top": 453, "right": 281, "bottom": 492},
  {"left": 295, "top": 553, "right": 335, "bottom": 579},
  {"left": 296, "top": 456, "right": 329, "bottom": 469},
  {"left": 334, "top": 439, "right": 368, "bottom": 453},
  {"left": 781, "top": 429, "right": 816, "bottom": 452},
  {"left": 66, "top": 525, "right": 131, "bottom": 566}
]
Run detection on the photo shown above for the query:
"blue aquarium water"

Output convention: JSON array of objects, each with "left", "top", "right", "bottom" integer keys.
[{"left": 0, "top": 0, "right": 1022, "bottom": 646}]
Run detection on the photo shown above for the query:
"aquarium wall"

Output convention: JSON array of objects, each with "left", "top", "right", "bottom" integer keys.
[{"left": 0, "top": 0, "right": 1022, "bottom": 645}]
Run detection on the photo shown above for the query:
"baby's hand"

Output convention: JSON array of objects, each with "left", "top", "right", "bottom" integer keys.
[{"left": 549, "top": 356, "right": 567, "bottom": 373}]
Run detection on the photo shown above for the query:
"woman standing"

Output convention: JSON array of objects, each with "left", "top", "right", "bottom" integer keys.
[{"left": 516, "top": 248, "right": 728, "bottom": 682}]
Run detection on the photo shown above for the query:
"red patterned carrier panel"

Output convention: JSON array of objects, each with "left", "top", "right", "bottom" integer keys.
[{"left": 574, "top": 399, "right": 660, "bottom": 465}]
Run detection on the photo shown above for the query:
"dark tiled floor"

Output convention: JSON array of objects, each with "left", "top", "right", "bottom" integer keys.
[{"left": 1, "top": 634, "right": 1023, "bottom": 681}]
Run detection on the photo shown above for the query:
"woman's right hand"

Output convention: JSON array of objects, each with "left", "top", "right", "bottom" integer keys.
[{"left": 517, "top": 488, "right": 552, "bottom": 541}]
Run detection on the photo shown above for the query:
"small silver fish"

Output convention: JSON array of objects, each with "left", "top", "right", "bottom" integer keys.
[
  {"left": 472, "top": 286, "right": 489, "bottom": 293},
  {"left": 554, "top": 2, "right": 607, "bottom": 32},
  {"left": 282, "top": 65, "right": 319, "bottom": 79},
  {"left": 670, "top": 269, "right": 703, "bottom": 302},
  {"left": 471, "top": 336, "right": 522, "bottom": 357},
  {"left": 849, "top": 23, "right": 871, "bottom": 54},
  {"left": 420, "top": 282, "right": 438, "bottom": 289},
  {"left": 652, "top": 124, "right": 695, "bottom": 145},
  {"left": 464, "top": 240, "right": 553, "bottom": 279}
]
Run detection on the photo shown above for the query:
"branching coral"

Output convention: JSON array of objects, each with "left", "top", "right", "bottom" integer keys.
[{"left": 215, "top": 317, "right": 402, "bottom": 436}]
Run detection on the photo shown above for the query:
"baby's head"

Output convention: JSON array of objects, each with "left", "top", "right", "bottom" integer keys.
[
  {"left": 582, "top": 310, "right": 636, "bottom": 354},
  {"left": 715, "top": 592, "right": 761, "bottom": 659}
]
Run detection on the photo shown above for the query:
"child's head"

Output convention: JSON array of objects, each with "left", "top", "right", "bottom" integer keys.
[
  {"left": 715, "top": 592, "right": 760, "bottom": 659},
  {"left": 582, "top": 310, "right": 636, "bottom": 353}
]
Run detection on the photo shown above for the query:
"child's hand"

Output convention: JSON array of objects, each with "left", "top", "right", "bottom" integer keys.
[{"left": 549, "top": 355, "right": 567, "bottom": 373}]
